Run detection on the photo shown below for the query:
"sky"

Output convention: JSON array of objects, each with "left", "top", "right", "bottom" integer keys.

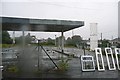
[{"left": 1, "top": 0, "right": 120, "bottom": 40}]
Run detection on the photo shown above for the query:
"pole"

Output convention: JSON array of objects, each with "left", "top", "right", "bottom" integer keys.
[
  {"left": 55, "top": 35, "right": 56, "bottom": 46},
  {"left": 101, "top": 33, "right": 102, "bottom": 41},
  {"left": 61, "top": 31, "right": 64, "bottom": 61},
  {"left": 83, "top": 42, "right": 85, "bottom": 55},
  {"left": 101, "top": 33, "right": 103, "bottom": 48},
  {"left": 22, "top": 30, "right": 25, "bottom": 53},
  {"left": 38, "top": 40, "right": 40, "bottom": 70},
  {"left": 58, "top": 33, "right": 60, "bottom": 49},
  {"left": 72, "top": 30, "right": 74, "bottom": 54}
]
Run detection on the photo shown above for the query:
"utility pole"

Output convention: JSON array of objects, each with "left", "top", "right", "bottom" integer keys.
[
  {"left": 101, "top": 33, "right": 102, "bottom": 42},
  {"left": 111, "top": 36, "right": 113, "bottom": 47},
  {"left": 101, "top": 33, "right": 103, "bottom": 48},
  {"left": 111, "top": 36, "right": 113, "bottom": 40}
]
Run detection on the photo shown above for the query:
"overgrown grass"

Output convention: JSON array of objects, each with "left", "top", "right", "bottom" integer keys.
[
  {"left": 2, "top": 44, "right": 13, "bottom": 48},
  {"left": 57, "top": 59, "right": 69, "bottom": 72}
]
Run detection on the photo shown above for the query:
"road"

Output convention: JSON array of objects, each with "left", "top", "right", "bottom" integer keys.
[{"left": 2, "top": 46, "right": 120, "bottom": 79}]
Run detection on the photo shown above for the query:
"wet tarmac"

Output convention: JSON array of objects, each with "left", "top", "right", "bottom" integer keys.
[{"left": 2, "top": 46, "right": 120, "bottom": 79}]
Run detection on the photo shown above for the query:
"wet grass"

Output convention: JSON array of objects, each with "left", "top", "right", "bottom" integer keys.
[{"left": 6, "top": 65, "right": 19, "bottom": 73}]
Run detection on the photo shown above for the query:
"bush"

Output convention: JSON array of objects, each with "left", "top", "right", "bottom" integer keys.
[
  {"left": 2, "top": 31, "right": 13, "bottom": 44},
  {"left": 57, "top": 59, "right": 69, "bottom": 72}
]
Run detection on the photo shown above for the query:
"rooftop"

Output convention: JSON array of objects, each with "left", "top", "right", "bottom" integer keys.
[{"left": 1, "top": 17, "right": 84, "bottom": 32}]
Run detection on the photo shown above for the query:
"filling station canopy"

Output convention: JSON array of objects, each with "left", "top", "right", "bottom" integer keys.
[{"left": 1, "top": 17, "right": 84, "bottom": 32}]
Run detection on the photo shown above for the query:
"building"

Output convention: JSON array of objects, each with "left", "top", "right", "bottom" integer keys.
[
  {"left": 109, "top": 38, "right": 120, "bottom": 48},
  {"left": 118, "top": 1, "right": 120, "bottom": 38}
]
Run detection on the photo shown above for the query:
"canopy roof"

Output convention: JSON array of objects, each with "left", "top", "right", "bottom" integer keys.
[{"left": 1, "top": 17, "right": 84, "bottom": 32}]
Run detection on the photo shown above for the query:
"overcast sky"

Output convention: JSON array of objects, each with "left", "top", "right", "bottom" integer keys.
[{"left": 1, "top": 0, "right": 120, "bottom": 40}]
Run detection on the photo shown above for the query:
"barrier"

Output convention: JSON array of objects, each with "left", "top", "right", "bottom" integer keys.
[
  {"left": 95, "top": 48, "right": 105, "bottom": 71},
  {"left": 115, "top": 48, "right": 120, "bottom": 70},
  {"left": 105, "top": 48, "right": 116, "bottom": 70}
]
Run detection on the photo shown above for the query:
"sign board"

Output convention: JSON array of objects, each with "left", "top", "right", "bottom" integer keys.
[{"left": 81, "top": 55, "right": 95, "bottom": 71}]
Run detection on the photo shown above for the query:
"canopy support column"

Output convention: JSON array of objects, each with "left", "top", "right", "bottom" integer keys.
[
  {"left": 22, "top": 26, "right": 25, "bottom": 54},
  {"left": 55, "top": 35, "right": 56, "bottom": 46},
  {"left": 61, "top": 31, "right": 64, "bottom": 60}
]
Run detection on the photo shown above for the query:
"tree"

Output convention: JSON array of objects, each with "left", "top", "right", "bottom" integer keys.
[
  {"left": 15, "top": 33, "right": 32, "bottom": 44},
  {"left": 56, "top": 36, "right": 65, "bottom": 46},
  {"left": 101, "top": 39, "right": 110, "bottom": 47},
  {"left": 66, "top": 37, "right": 72, "bottom": 46},
  {"left": 25, "top": 33, "right": 32, "bottom": 44},
  {"left": 47, "top": 38, "right": 54, "bottom": 45},
  {"left": 15, "top": 36, "right": 22, "bottom": 44},
  {"left": 2, "top": 31, "right": 12, "bottom": 44},
  {"left": 72, "top": 35, "right": 82, "bottom": 46}
]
